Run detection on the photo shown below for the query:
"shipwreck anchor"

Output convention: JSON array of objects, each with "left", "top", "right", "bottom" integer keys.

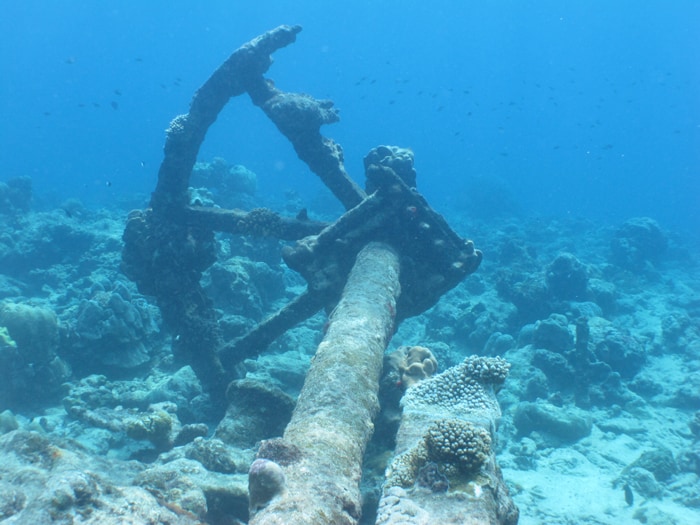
[{"left": 121, "top": 24, "right": 516, "bottom": 525}]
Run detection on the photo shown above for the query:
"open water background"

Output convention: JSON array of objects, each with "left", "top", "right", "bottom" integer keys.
[{"left": 1, "top": 1, "right": 698, "bottom": 233}]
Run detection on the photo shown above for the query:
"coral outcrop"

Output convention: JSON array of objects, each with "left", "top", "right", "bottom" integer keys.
[
  {"left": 377, "top": 355, "right": 518, "bottom": 524},
  {"left": 546, "top": 252, "right": 588, "bottom": 300},
  {"left": 61, "top": 279, "right": 161, "bottom": 374},
  {"left": 0, "top": 176, "right": 32, "bottom": 214},
  {"left": 611, "top": 217, "right": 668, "bottom": 270},
  {"left": 385, "top": 418, "right": 492, "bottom": 490},
  {"left": 402, "top": 355, "right": 510, "bottom": 414},
  {"left": 0, "top": 301, "right": 69, "bottom": 409},
  {"left": 426, "top": 418, "right": 492, "bottom": 473},
  {"left": 0, "top": 302, "right": 59, "bottom": 363},
  {"left": 190, "top": 157, "right": 257, "bottom": 209}
]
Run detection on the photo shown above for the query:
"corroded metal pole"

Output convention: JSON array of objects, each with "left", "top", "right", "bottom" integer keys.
[{"left": 249, "top": 242, "right": 401, "bottom": 525}]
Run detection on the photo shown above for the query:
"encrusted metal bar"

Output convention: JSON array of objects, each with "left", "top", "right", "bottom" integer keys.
[
  {"left": 122, "top": 26, "right": 304, "bottom": 403},
  {"left": 184, "top": 206, "right": 326, "bottom": 239},
  {"left": 249, "top": 242, "right": 401, "bottom": 525},
  {"left": 218, "top": 289, "right": 328, "bottom": 370},
  {"left": 150, "top": 25, "right": 302, "bottom": 214},
  {"left": 247, "top": 77, "right": 367, "bottom": 210}
]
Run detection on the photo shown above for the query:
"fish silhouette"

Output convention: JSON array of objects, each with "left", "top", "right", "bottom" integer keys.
[{"left": 623, "top": 483, "right": 634, "bottom": 506}]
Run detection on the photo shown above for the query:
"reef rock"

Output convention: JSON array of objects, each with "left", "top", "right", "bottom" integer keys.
[
  {"left": 0, "top": 301, "right": 69, "bottom": 409},
  {"left": 533, "top": 313, "right": 573, "bottom": 353},
  {"left": 60, "top": 279, "right": 161, "bottom": 374},
  {"left": 215, "top": 378, "right": 295, "bottom": 448},
  {"left": 191, "top": 157, "right": 257, "bottom": 209},
  {"left": 0, "top": 430, "right": 201, "bottom": 524},
  {"left": 546, "top": 252, "right": 589, "bottom": 300},
  {"left": 0, "top": 176, "right": 32, "bottom": 214},
  {"left": 611, "top": 217, "right": 668, "bottom": 270},
  {"left": 513, "top": 401, "right": 592, "bottom": 444},
  {"left": 203, "top": 256, "right": 285, "bottom": 321}
]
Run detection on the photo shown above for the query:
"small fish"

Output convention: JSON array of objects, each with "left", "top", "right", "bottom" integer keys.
[
  {"left": 105, "top": 181, "right": 112, "bottom": 187},
  {"left": 623, "top": 483, "right": 634, "bottom": 506},
  {"left": 110, "top": 101, "right": 119, "bottom": 110},
  {"left": 114, "top": 89, "right": 122, "bottom": 96}
]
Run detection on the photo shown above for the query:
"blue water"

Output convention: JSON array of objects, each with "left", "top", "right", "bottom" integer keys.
[{"left": 1, "top": 1, "right": 698, "bottom": 233}]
